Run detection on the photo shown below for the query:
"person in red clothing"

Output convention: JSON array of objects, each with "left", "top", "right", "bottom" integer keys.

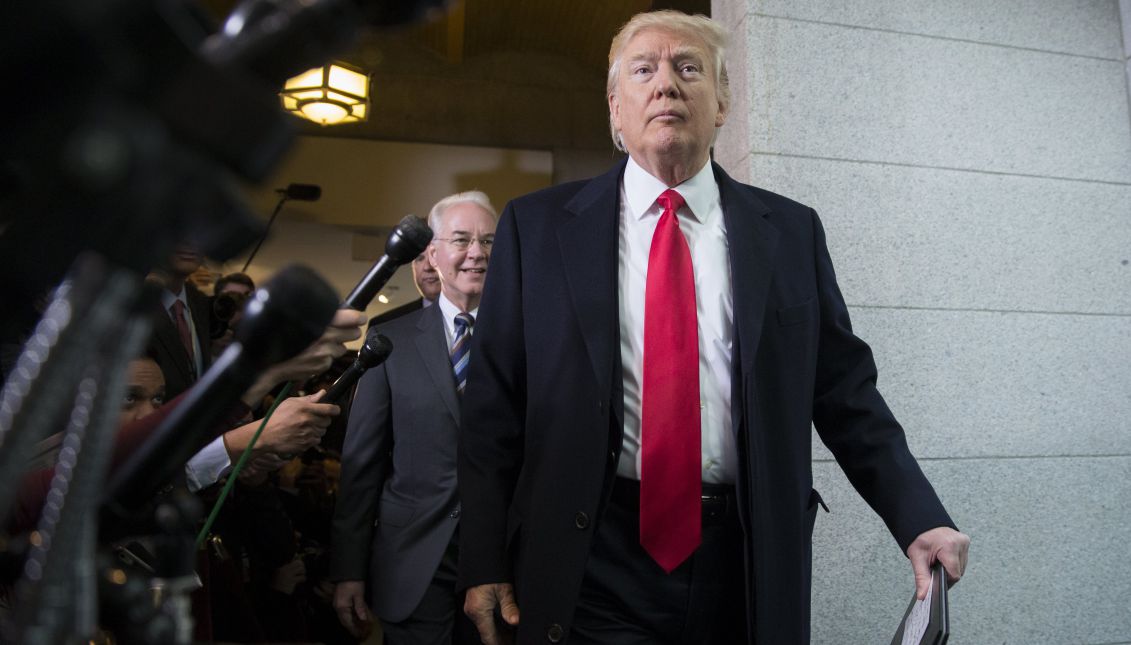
[
  {"left": 120, "top": 354, "right": 167, "bottom": 426},
  {"left": 7, "top": 308, "right": 366, "bottom": 534}
]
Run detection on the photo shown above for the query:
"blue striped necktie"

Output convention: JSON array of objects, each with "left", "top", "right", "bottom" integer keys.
[{"left": 451, "top": 312, "right": 474, "bottom": 394}]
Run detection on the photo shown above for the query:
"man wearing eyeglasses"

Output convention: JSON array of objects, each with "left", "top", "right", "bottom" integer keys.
[{"left": 331, "top": 191, "right": 496, "bottom": 645}]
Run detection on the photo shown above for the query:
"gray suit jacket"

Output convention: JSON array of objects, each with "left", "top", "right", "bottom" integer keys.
[{"left": 330, "top": 301, "right": 462, "bottom": 623}]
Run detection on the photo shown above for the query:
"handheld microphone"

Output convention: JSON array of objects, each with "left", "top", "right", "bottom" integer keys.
[
  {"left": 342, "top": 214, "right": 433, "bottom": 311},
  {"left": 319, "top": 326, "right": 392, "bottom": 405},
  {"left": 103, "top": 264, "right": 339, "bottom": 513}
]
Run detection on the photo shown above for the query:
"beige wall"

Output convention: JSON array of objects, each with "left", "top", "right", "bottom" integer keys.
[{"left": 216, "top": 136, "right": 552, "bottom": 337}]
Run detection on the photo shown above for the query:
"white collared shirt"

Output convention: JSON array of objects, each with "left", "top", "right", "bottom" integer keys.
[
  {"left": 617, "top": 156, "right": 736, "bottom": 484},
  {"left": 437, "top": 293, "right": 479, "bottom": 350}
]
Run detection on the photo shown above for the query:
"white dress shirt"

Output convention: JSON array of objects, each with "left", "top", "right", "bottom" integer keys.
[{"left": 617, "top": 157, "right": 736, "bottom": 484}]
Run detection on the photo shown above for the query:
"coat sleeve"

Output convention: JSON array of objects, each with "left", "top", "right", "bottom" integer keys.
[
  {"left": 808, "top": 208, "right": 956, "bottom": 552},
  {"left": 329, "top": 360, "right": 394, "bottom": 581},
  {"left": 457, "top": 201, "right": 528, "bottom": 590}
]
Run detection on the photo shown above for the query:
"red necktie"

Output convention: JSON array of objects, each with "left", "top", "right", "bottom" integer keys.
[
  {"left": 170, "top": 300, "right": 195, "bottom": 369},
  {"left": 640, "top": 188, "right": 701, "bottom": 573}
]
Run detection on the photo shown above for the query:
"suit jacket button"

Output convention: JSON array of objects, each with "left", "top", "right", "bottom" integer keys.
[
  {"left": 449, "top": 507, "right": 461, "bottom": 519},
  {"left": 547, "top": 623, "right": 564, "bottom": 642},
  {"left": 574, "top": 512, "right": 589, "bottom": 529}
]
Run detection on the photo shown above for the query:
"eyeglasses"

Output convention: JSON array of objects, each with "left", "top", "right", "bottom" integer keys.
[{"left": 435, "top": 236, "right": 494, "bottom": 250}]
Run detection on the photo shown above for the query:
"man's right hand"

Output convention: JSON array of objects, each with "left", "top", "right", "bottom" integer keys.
[
  {"left": 333, "top": 580, "right": 372, "bottom": 639},
  {"left": 464, "top": 582, "right": 520, "bottom": 645}
]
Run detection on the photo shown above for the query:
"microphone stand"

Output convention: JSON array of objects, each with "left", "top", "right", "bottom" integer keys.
[
  {"left": 241, "top": 190, "right": 289, "bottom": 272},
  {"left": 0, "top": 255, "right": 110, "bottom": 517},
  {"left": 5, "top": 263, "right": 153, "bottom": 645}
]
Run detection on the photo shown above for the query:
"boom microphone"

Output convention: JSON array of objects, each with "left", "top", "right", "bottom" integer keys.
[
  {"left": 342, "top": 214, "right": 433, "bottom": 311},
  {"left": 103, "top": 264, "right": 339, "bottom": 513},
  {"left": 205, "top": 0, "right": 454, "bottom": 87},
  {"left": 319, "top": 326, "right": 392, "bottom": 405},
  {"left": 280, "top": 183, "right": 321, "bottom": 201}
]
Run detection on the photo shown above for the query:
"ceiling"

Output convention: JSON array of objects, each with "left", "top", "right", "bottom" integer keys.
[
  {"left": 203, "top": 0, "right": 711, "bottom": 149},
  {"left": 202, "top": 0, "right": 712, "bottom": 320}
]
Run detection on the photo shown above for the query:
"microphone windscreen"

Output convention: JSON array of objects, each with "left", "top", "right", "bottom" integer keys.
[
  {"left": 284, "top": 183, "right": 321, "bottom": 202},
  {"left": 356, "top": 329, "right": 393, "bottom": 369},
  {"left": 361, "top": 0, "right": 452, "bottom": 27},
  {"left": 237, "top": 264, "right": 339, "bottom": 367},
  {"left": 385, "top": 215, "right": 433, "bottom": 264}
]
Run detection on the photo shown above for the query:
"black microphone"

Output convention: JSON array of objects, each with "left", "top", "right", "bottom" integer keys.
[
  {"left": 319, "top": 327, "right": 392, "bottom": 405},
  {"left": 342, "top": 214, "right": 433, "bottom": 311},
  {"left": 205, "top": 0, "right": 454, "bottom": 86},
  {"left": 103, "top": 264, "right": 339, "bottom": 514},
  {"left": 278, "top": 183, "right": 321, "bottom": 202}
]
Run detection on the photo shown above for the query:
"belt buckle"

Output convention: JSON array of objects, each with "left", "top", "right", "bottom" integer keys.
[{"left": 701, "top": 493, "right": 728, "bottom": 520}]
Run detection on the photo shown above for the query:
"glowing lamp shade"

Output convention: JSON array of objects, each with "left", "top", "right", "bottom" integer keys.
[{"left": 281, "top": 62, "right": 370, "bottom": 126}]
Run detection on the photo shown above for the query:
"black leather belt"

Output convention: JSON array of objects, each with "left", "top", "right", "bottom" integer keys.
[{"left": 611, "top": 477, "right": 737, "bottom": 525}]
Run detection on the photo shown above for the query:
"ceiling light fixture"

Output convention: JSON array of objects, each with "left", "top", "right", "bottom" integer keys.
[{"left": 280, "top": 61, "right": 370, "bottom": 126}]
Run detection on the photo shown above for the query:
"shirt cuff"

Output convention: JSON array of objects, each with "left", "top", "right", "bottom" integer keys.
[{"left": 185, "top": 437, "right": 232, "bottom": 492}]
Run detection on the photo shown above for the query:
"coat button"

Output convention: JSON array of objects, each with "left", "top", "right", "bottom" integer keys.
[
  {"left": 547, "top": 623, "right": 564, "bottom": 642},
  {"left": 449, "top": 507, "right": 461, "bottom": 519},
  {"left": 574, "top": 512, "right": 589, "bottom": 529}
]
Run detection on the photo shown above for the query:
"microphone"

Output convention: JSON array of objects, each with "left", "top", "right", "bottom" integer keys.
[
  {"left": 205, "top": 0, "right": 454, "bottom": 86},
  {"left": 103, "top": 264, "right": 339, "bottom": 513},
  {"left": 319, "top": 326, "right": 392, "bottom": 405},
  {"left": 241, "top": 182, "right": 323, "bottom": 272},
  {"left": 278, "top": 183, "right": 321, "bottom": 202},
  {"left": 342, "top": 214, "right": 433, "bottom": 311}
]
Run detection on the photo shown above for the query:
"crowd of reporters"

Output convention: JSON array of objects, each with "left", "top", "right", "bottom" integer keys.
[{"left": 1, "top": 246, "right": 374, "bottom": 643}]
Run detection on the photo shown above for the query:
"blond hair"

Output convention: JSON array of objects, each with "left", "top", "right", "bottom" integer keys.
[{"left": 606, "top": 10, "right": 731, "bottom": 152}]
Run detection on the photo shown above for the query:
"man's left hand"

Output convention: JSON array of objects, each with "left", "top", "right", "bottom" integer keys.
[{"left": 906, "top": 526, "right": 970, "bottom": 600}]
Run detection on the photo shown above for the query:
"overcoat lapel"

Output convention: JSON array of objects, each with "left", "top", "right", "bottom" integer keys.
[
  {"left": 556, "top": 160, "right": 625, "bottom": 403},
  {"left": 712, "top": 163, "right": 779, "bottom": 619},
  {"left": 414, "top": 303, "right": 461, "bottom": 422},
  {"left": 713, "top": 162, "right": 779, "bottom": 379}
]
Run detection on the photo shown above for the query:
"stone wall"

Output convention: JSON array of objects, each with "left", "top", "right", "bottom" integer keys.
[{"left": 712, "top": 1, "right": 1131, "bottom": 642}]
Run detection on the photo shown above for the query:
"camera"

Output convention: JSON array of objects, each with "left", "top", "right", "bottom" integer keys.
[{"left": 210, "top": 290, "right": 250, "bottom": 339}]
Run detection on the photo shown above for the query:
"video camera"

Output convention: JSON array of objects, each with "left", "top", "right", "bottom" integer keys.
[{"left": 210, "top": 290, "right": 251, "bottom": 339}]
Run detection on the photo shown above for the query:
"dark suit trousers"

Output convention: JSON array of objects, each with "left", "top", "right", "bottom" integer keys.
[
  {"left": 380, "top": 527, "right": 478, "bottom": 645},
  {"left": 570, "top": 478, "right": 748, "bottom": 645}
]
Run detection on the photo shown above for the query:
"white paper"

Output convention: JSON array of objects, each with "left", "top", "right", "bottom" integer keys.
[{"left": 900, "top": 575, "right": 934, "bottom": 645}]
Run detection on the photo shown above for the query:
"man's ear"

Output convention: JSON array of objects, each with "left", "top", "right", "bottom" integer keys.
[
  {"left": 609, "top": 92, "right": 621, "bottom": 133},
  {"left": 426, "top": 243, "right": 439, "bottom": 270},
  {"left": 715, "top": 98, "right": 729, "bottom": 128}
]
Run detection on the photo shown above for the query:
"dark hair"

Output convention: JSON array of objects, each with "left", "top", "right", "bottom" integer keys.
[{"left": 213, "top": 272, "right": 255, "bottom": 295}]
